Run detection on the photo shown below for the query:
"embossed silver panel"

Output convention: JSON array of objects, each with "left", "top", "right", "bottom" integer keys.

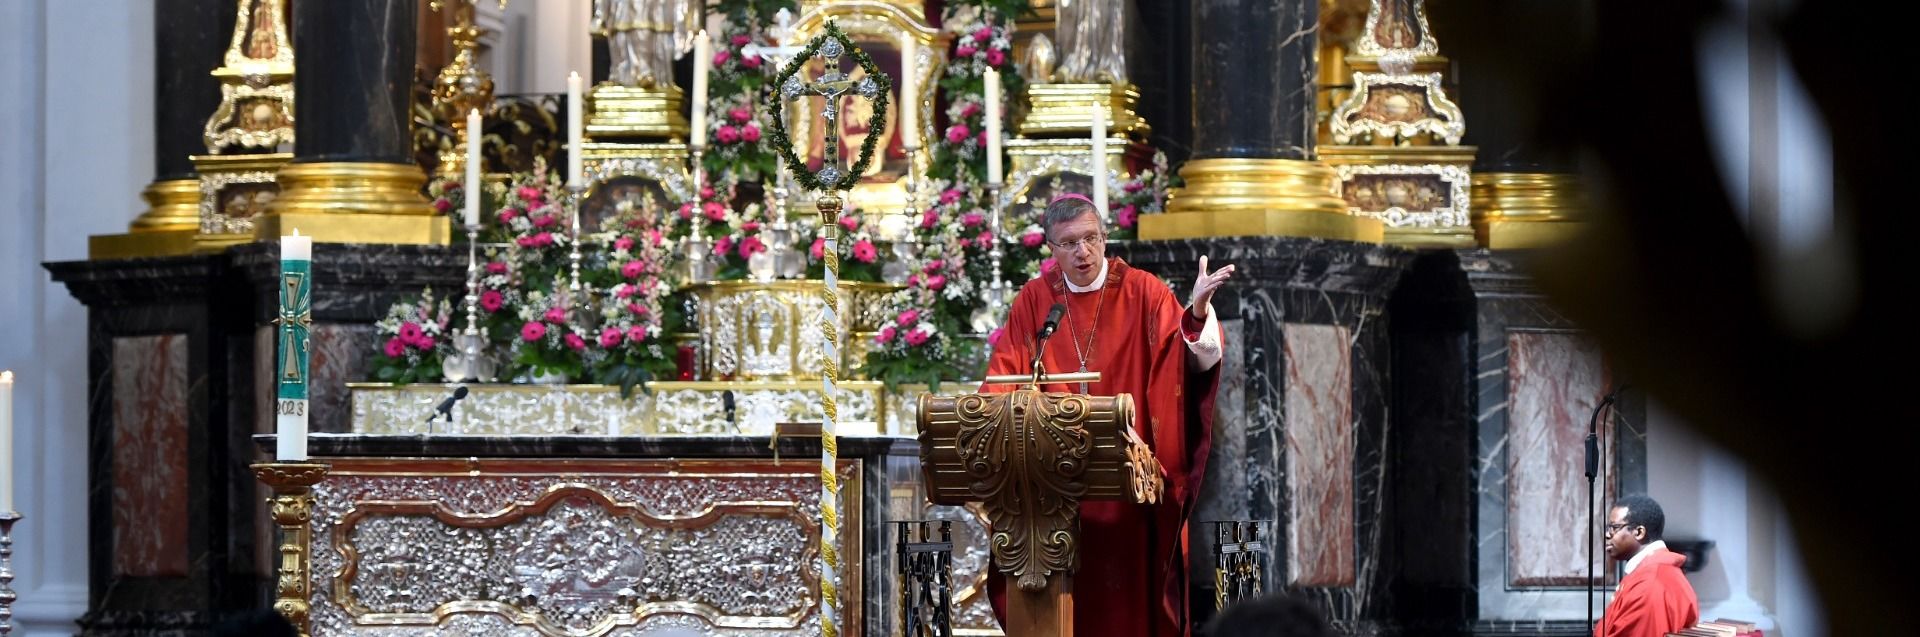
[
  {"left": 349, "top": 383, "right": 885, "bottom": 436},
  {"left": 311, "top": 459, "right": 862, "bottom": 637}
]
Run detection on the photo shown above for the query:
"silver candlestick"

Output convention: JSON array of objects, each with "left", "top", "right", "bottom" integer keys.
[
  {"left": 567, "top": 183, "right": 586, "bottom": 293},
  {"left": 903, "top": 144, "right": 923, "bottom": 242},
  {"left": 987, "top": 181, "right": 1006, "bottom": 325},
  {"left": 687, "top": 148, "right": 711, "bottom": 282},
  {"left": 461, "top": 222, "right": 483, "bottom": 381},
  {"left": 0, "top": 510, "right": 19, "bottom": 637}
]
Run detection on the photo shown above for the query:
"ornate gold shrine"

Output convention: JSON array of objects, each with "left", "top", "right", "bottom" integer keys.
[
  {"left": 684, "top": 280, "right": 900, "bottom": 382},
  {"left": 190, "top": 151, "right": 294, "bottom": 250},
  {"left": 1317, "top": 0, "right": 1477, "bottom": 247},
  {"left": 588, "top": 86, "right": 692, "bottom": 142},
  {"left": 579, "top": 142, "right": 693, "bottom": 230}
]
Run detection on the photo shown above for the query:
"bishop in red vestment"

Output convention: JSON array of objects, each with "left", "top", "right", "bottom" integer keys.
[
  {"left": 1595, "top": 495, "right": 1700, "bottom": 637},
  {"left": 981, "top": 194, "right": 1232, "bottom": 637}
]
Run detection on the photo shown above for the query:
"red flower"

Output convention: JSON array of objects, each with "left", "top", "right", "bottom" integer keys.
[
  {"left": 543, "top": 307, "right": 568, "bottom": 324},
  {"left": 876, "top": 325, "right": 897, "bottom": 344},
  {"left": 564, "top": 333, "right": 587, "bottom": 351},
  {"left": 714, "top": 236, "right": 735, "bottom": 255},
  {"left": 517, "top": 186, "right": 543, "bottom": 202},
  {"left": 973, "top": 27, "right": 994, "bottom": 42},
  {"left": 485, "top": 261, "right": 508, "bottom": 274},
  {"left": 921, "top": 208, "right": 940, "bottom": 228},
  {"left": 713, "top": 50, "right": 732, "bottom": 66},
  {"left": 626, "top": 325, "right": 649, "bottom": 343},
  {"left": 945, "top": 124, "right": 970, "bottom": 144},
  {"left": 479, "top": 290, "right": 504, "bottom": 312},
  {"left": 615, "top": 283, "right": 637, "bottom": 299},
  {"left": 520, "top": 321, "right": 547, "bottom": 341},
  {"left": 924, "top": 259, "right": 945, "bottom": 273},
  {"left": 809, "top": 238, "right": 825, "bottom": 260},
  {"left": 716, "top": 126, "right": 741, "bottom": 145},
  {"left": 701, "top": 186, "right": 716, "bottom": 199},
  {"left": 741, "top": 125, "right": 761, "bottom": 142},
  {"left": 678, "top": 203, "right": 694, "bottom": 220},
  {"left": 1117, "top": 204, "right": 1139, "bottom": 229},
  {"left": 961, "top": 212, "right": 985, "bottom": 227},
  {"left": 533, "top": 214, "right": 558, "bottom": 228},
  {"left": 839, "top": 214, "right": 861, "bottom": 232},
  {"left": 742, "top": 55, "right": 763, "bottom": 69},
  {"left": 852, "top": 239, "right": 878, "bottom": 263},
  {"left": 926, "top": 274, "right": 947, "bottom": 290},
  {"left": 897, "top": 309, "right": 921, "bottom": 326},
  {"left": 1124, "top": 181, "right": 1147, "bottom": 193},
  {"left": 498, "top": 207, "right": 519, "bottom": 222},
  {"left": 960, "top": 102, "right": 982, "bottom": 119},
  {"left": 433, "top": 198, "right": 452, "bottom": 212},
  {"left": 614, "top": 236, "right": 635, "bottom": 251},
  {"left": 955, "top": 45, "right": 977, "bottom": 58},
  {"left": 703, "top": 201, "right": 728, "bottom": 221},
  {"left": 598, "top": 327, "right": 624, "bottom": 348},
  {"left": 739, "top": 235, "right": 767, "bottom": 257},
  {"left": 986, "top": 49, "right": 1005, "bottom": 66},
  {"left": 1022, "top": 231, "right": 1045, "bottom": 248},
  {"left": 383, "top": 337, "right": 406, "bottom": 358},
  {"left": 399, "top": 322, "right": 425, "bottom": 343},
  {"left": 940, "top": 188, "right": 964, "bottom": 204},
  {"left": 730, "top": 34, "right": 752, "bottom": 47},
  {"left": 622, "top": 260, "right": 645, "bottom": 279},
  {"left": 904, "top": 328, "right": 930, "bottom": 346},
  {"left": 728, "top": 107, "right": 752, "bottom": 124}
]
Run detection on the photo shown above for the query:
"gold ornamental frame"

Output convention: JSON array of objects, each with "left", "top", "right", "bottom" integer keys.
[{"left": 1327, "top": 71, "right": 1465, "bottom": 145}]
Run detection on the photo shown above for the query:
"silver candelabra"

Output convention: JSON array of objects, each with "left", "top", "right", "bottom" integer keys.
[{"left": 0, "top": 510, "right": 19, "bottom": 636}]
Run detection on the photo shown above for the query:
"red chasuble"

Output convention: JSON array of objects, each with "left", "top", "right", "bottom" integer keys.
[
  {"left": 981, "top": 257, "right": 1222, "bottom": 637},
  {"left": 1593, "top": 549, "right": 1700, "bottom": 637}
]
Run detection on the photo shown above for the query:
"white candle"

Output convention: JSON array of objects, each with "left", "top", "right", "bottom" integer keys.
[
  {"left": 465, "top": 108, "right": 482, "bottom": 228},
  {"left": 984, "top": 67, "right": 1002, "bottom": 185},
  {"left": 277, "top": 231, "right": 311, "bottom": 461},
  {"left": 691, "top": 30, "right": 711, "bottom": 149},
  {"left": 567, "top": 72, "right": 585, "bottom": 187},
  {"left": 1, "top": 370, "right": 13, "bottom": 512},
  {"left": 1091, "top": 104, "right": 1108, "bottom": 220},
  {"left": 899, "top": 35, "right": 918, "bottom": 149}
]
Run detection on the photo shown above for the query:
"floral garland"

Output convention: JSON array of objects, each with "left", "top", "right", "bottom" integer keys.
[
  {"left": 1108, "top": 150, "right": 1181, "bottom": 240},
  {"left": 701, "top": 0, "right": 794, "bottom": 183},
  {"left": 768, "top": 21, "right": 891, "bottom": 192},
  {"left": 370, "top": 288, "right": 455, "bottom": 384}
]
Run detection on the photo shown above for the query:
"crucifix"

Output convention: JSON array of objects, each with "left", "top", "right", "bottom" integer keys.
[{"left": 780, "top": 38, "right": 885, "bottom": 188}]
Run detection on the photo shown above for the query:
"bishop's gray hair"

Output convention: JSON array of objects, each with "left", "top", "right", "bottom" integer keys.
[{"left": 1041, "top": 196, "right": 1106, "bottom": 239}]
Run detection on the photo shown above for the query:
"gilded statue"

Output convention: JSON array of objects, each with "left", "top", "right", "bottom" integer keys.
[
  {"left": 592, "top": 0, "right": 700, "bottom": 89},
  {"left": 1052, "top": 0, "right": 1128, "bottom": 83}
]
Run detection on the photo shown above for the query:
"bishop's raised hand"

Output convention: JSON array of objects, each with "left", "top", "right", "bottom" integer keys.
[{"left": 1188, "top": 255, "right": 1234, "bottom": 319}]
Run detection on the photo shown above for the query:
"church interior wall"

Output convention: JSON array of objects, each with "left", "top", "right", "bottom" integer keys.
[{"left": 1, "top": 1, "right": 155, "bottom": 635}]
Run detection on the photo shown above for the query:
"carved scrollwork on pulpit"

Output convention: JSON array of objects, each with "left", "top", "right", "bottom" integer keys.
[{"left": 952, "top": 391, "right": 1094, "bottom": 592}]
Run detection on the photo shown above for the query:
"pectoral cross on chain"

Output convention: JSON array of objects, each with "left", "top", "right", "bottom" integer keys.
[
  {"left": 780, "top": 36, "right": 885, "bottom": 186},
  {"left": 274, "top": 272, "right": 313, "bottom": 384}
]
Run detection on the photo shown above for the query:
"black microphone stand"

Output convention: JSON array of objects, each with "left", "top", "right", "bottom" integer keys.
[{"left": 1586, "top": 386, "right": 1624, "bottom": 630}]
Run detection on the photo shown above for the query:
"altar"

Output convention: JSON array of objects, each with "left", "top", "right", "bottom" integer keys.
[{"left": 274, "top": 434, "right": 931, "bottom": 637}]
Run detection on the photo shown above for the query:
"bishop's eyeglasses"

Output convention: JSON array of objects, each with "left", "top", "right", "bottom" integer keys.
[{"left": 1049, "top": 232, "right": 1107, "bottom": 253}]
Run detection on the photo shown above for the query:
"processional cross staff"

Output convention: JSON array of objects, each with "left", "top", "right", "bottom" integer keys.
[{"left": 767, "top": 21, "right": 891, "bottom": 637}]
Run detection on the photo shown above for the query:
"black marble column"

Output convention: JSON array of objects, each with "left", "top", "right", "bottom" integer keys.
[
  {"left": 290, "top": 0, "right": 417, "bottom": 164},
  {"left": 1191, "top": 0, "right": 1318, "bottom": 159},
  {"left": 1134, "top": 0, "right": 1194, "bottom": 165},
  {"left": 156, "top": 0, "right": 234, "bottom": 178},
  {"left": 1427, "top": 0, "right": 1587, "bottom": 172}
]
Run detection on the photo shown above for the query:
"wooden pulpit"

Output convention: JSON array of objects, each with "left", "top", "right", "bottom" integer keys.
[{"left": 917, "top": 371, "right": 1164, "bottom": 637}]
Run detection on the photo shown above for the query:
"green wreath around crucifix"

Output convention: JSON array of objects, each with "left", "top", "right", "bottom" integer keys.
[{"left": 767, "top": 21, "right": 892, "bottom": 193}]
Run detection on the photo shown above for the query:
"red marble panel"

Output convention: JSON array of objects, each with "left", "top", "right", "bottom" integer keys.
[
  {"left": 1285, "top": 323, "right": 1355, "bottom": 587},
  {"left": 112, "top": 334, "right": 191, "bottom": 577},
  {"left": 1506, "top": 331, "right": 1612, "bottom": 587}
]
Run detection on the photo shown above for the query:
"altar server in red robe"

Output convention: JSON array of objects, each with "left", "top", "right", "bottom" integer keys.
[
  {"left": 982, "top": 194, "right": 1231, "bottom": 637},
  {"left": 1595, "top": 494, "right": 1700, "bottom": 637}
]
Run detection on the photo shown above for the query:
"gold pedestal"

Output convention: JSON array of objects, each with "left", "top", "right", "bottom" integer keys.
[
  {"left": 1019, "top": 83, "right": 1149, "bottom": 137},
  {"left": 1319, "top": 145, "right": 1477, "bottom": 248},
  {"left": 191, "top": 152, "right": 294, "bottom": 251},
  {"left": 255, "top": 162, "right": 448, "bottom": 245},
  {"left": 587, "top": 85, "right": 690, "bottom": 141},
  {"left": 88, "top": 179, "right": 204, "bottom": 259},
  {"left": 253, "top": 462, "right": 328, "bottom": 637},
  {"left": 1472, "top": 172, "right": 1586, "bottom": 249},
  {"left": 1140, "top": 158, "right": 1383, "bottom": 242}
]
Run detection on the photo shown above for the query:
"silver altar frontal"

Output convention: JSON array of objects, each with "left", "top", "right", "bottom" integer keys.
[{"left": 272, "top": 433, "right": 1004, "bottom": 637}]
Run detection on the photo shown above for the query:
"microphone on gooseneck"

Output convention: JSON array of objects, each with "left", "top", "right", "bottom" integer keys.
[
  {"left": 427, "top": 385, "right": 470, "bottom": 423},
  {"left": 1037, "top": 303, "right": 1067, "bottom": 342}
]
